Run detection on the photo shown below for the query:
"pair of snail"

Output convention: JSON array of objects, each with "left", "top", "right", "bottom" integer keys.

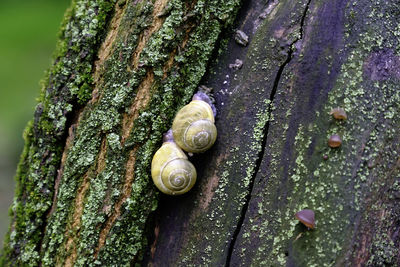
[{"left": 151, "top": 92, "right": 217, "bottom": 195}]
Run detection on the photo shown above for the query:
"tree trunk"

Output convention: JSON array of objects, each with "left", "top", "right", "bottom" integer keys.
[{"left": 2, "top": 0, "right": 400, "bottom": 266}]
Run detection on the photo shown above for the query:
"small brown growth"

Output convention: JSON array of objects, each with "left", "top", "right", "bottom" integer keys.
[
  {"left": 295, "top": 209, "right": 315, "bottom": 229},
  {"left": 94, "top": 147, "right": 138, "bottom": 257},
  {"left": 131, "top": 0, "right": 170, "bottom": 69},
  {"left": 63, "top": 139, "right": 108, "bottom": 267},
  {"left": 328, "top": 134, "right": 342, "bottom": 148},
  {"left": 330, "top": 107, "right": 347, "bottom": 120}
]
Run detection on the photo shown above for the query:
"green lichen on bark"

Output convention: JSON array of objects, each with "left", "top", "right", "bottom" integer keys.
[
  {"left": 2, "top": 0, "right": 242, "bottom": 265},
  {"left": 91, "top": 1, "right": 242, "bottom": 264},
  {"left": 1, "top": 0, "right": 115, "bottom": 265},
  {"left": 230, "top": 0, "right": 400, "bottom": 265}
]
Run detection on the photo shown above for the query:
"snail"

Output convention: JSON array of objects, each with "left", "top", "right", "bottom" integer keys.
[
  {"left": 151, "top": 130, "right": 197, "bottom": 195},
  {"left": 172, "top": 92, "right": 217, "bottom": 153},
  {"left": 328, "top": 134, "right": 342, "bottom": 148},
  {"left": 295, "top": 209, "right": 315, "bottom": 229}
]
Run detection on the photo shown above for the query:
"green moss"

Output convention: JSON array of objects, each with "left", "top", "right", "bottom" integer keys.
[
  {"left": 0, "top": 0, "right": 245, "bottom": 265},
  {"left": 1, "top": 0, "right": 116, "bottom": 265},
  {"left": 11, "top": 0, "right": 398, "bottom": 265},
  {"left": 94, "top": 0, "right": 242, "bottom": 264},
  {"left": 77, "top": 82, "right": 93, "bottom": 105}
]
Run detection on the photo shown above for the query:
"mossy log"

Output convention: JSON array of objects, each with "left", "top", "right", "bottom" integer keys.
[{"left": 2, "top": 0, "right": 400, "bottom": 266}]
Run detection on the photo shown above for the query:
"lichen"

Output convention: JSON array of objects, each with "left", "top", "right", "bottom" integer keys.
[
  {"left": 1, "top": 0, "right": 116, "bottom": 265},
  {"left": 1, "top": 0, "right": 243, "bottom": 265},
  {"left": 200, "top": 0, "right": 400, "bottom": 266},
  {"left": 6, "top": 0, "right": 399, "bottom": 265},
  {"left": 238, "top": 0, "right": 400, "bottom": 265}
]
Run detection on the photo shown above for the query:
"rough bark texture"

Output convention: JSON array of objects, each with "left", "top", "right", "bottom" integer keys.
[{"left": 2, "top": 0, "right": 400, "bottom": 266}]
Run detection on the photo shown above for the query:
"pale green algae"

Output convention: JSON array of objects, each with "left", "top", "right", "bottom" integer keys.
[{"left": 240, "top": 0, "right": 400, "bottom": 265}]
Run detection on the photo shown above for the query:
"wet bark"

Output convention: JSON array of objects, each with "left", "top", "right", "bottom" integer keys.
[{"left": 2, "top": 0, "right": 400, "bottom": 266}]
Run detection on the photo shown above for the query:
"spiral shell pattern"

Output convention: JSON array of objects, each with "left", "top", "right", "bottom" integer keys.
[
  {"left": 151, "top": 142, "right": 196, "bottom": 195},
  {"left": 172, "top": 100, "right": 217, "bottom": 153}
]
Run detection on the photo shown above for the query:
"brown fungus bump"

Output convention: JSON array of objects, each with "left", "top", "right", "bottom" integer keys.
[
  {"left": 330, "top": 107, "right": 347, "bottom": 120},
  {"left": 328, "top": 134, "right": 342, "bottom": 148},
  {"left": 295, "top": 209, "right": 315, "bottom": 229}
]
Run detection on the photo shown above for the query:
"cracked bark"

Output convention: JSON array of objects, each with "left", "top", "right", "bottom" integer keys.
[
  {"left": 226, "top": 1, "right": 312, "bottom": 265},
  {"left": 144, "top": 0, "right": 400, "bottom": 266},
  {"left": 2, "top": 0, "right": 400, "bottom": 266}
]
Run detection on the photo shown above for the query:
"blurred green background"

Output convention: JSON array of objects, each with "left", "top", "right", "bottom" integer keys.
[{"left": 0, "top": 0, "right": 70, "bottom": 246}]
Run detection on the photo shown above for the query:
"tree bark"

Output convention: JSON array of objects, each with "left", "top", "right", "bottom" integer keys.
[{"left": 2, "top": 0, "right": 400, "bottom": 266}]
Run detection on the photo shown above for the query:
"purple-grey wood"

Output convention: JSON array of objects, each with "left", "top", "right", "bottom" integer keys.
[{"left": 143, "top": 0, "right": 400, "bottom": 266}]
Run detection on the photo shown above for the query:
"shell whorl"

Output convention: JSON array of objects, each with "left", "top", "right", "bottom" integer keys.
[
  {"left": 183, "top": 119, "right": 217, "bottom": 152},
  {"left": 151, "top": 142, "right": 196, "bottom": 195},
  {"left": 172, "top": 100, "right": 217, "bottom": 153},
  {"left": 160, "top": 158, "right": 195, "bottom": 193}
]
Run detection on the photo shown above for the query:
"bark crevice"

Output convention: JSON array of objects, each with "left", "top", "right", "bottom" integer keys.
[{"left": 225, "top": 0, "right": 312, "bottom": 265}]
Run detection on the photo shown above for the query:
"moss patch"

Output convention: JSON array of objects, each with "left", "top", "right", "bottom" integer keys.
[
  {"left": 1, "top": 0, "right": 116, "bottom": 265},
  {"left": 1, "top": 0, "right": 243, "bottom": 265}
]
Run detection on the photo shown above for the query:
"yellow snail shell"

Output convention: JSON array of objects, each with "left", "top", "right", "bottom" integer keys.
[
  {"left": 151, "top": 140, "right": 197, "bottom": 195},
  {"left": 172, "top": 100, "right": 217, "bottom": 153}
]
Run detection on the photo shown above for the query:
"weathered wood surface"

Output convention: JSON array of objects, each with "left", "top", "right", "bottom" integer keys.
[
  {"left": 144, "top": 0, "right": 400, "bottom": 266},
  {"left": 2, "top": 0, "right": 400, "bottom": 266}
]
